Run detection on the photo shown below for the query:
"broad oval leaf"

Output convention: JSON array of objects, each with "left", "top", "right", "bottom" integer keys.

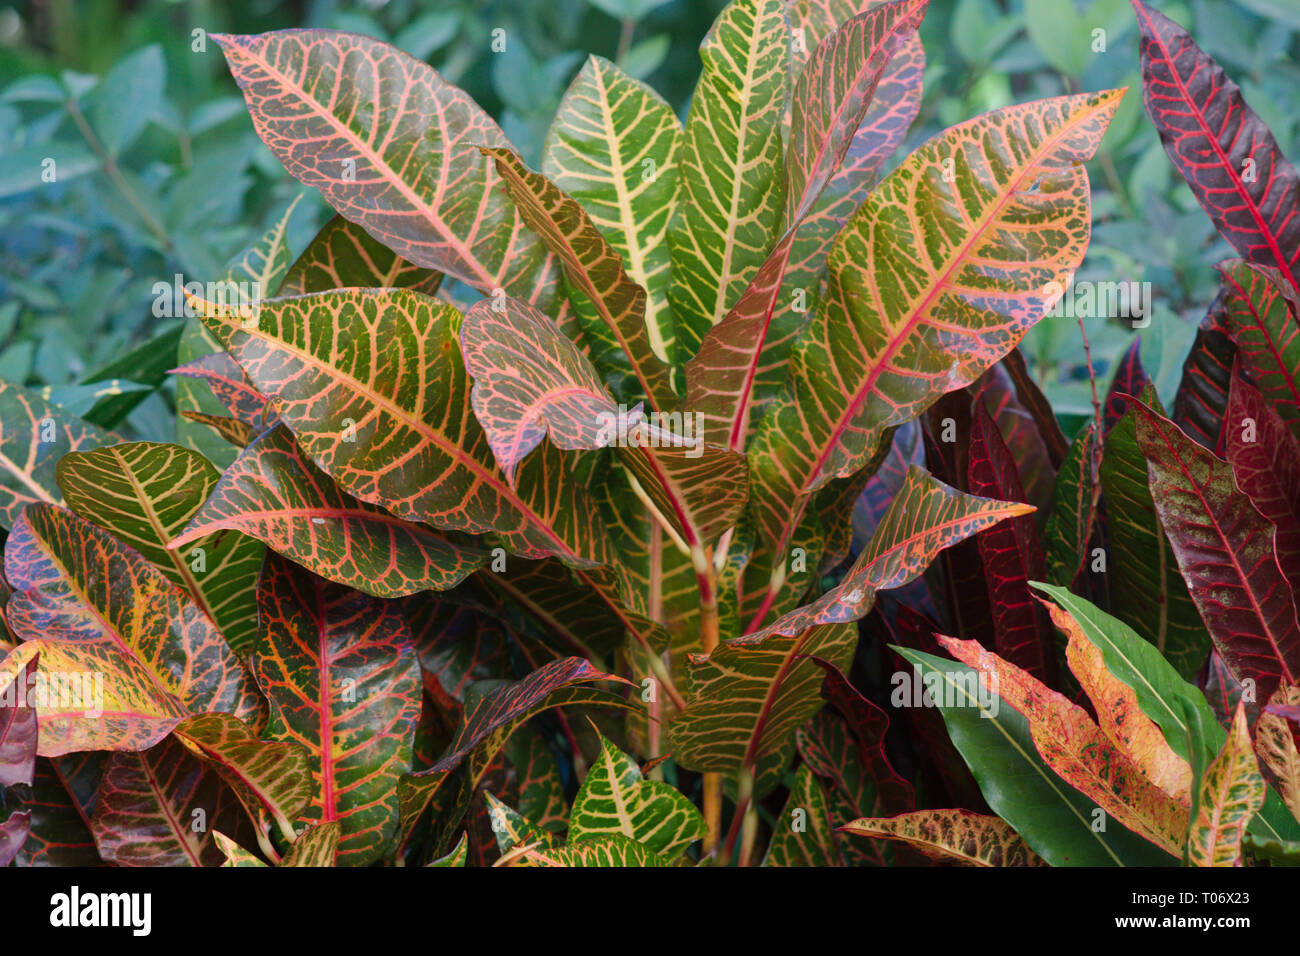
[
  {"left": 170, "top": 425, "right": 484, "bottom": 598},
  {"left": 749, "top": 89, "right": 1123, "bottom": 556},
  {"left": 280, "top": 214, "right": 443, "bottom": 297}
]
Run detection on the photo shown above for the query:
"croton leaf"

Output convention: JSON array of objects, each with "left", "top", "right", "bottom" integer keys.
[
  {"left": 967, "top": 401, "right": 1052, "bottom": 680},
  {"left": 1133, "top": 0, "right": 1300, "bottom": 296},
  {"left": 1173, "top": 292, "right": 1235, "bottom": 452},
  {"left": 170, "top": 425, "right": 483, "bottom": 598},
  {"left": 685, "top": 0, "right": 927, "bottom": 450},
  {"left": 0, "top": 652, "right": 38, "bottom": 787},
  {"left": 1255, "top": 684, "right": 1300, "bottom": 825},
  {"left": 280, "top": 214, "right": 443, "bottom": 297},
  {"left": 181, "top": 412, "right": 257, "bottom": 449},
  {"left": 484, "top": 791, "right": 557, "bottom": 855},
  {"left": 896, "top": 646, "right": 1179, "bottom": 865},
  {"left": 1043, "top": 421, "right": 1098, "bottom": 588},
  {"left": 1187, "top": 703, "right": 1266, "bottom": 867},
  {"left": 1218, "top": 260, "right": 1300, "bottom": 431},
  {"left": 282, "top": 821, "right": 341, "bottom": 867},
  {"left": 842, "top": 809, "right": 1046, "bottom": 866},
  {"left": 508, "top": 833, "right": 670, "bottom": 867},
  {"left": 568, "top": 734, "right": 706, "bottom": 857},
  {"left": 938, "top": 634, "right": 1189, "bottom": 856},
  {"left": 90, "top": 733, "right": 249, "bottom": 867},
  {"left": 749, "top": 89, "right": 1122, "bottom": 558},
  {"left": 482, "top": 146, "right": 674, "bottom": 411},
  {"left": 1, "top": 504, "right": 261, "bottom": 754},
  {"left": 214, "top": 831, "right": 266, "bottom": 867},
  {"left": 0, "top": 811, "right": 31, "bottom": 867},
  {"left": 0, "top": 380, "right": 114, "bottom": 530},
  {"left": 9, "top": 757, "right": 103, "bottom": 866},
  {"left": 398, "top": 656, "right": 635, "bottom": 841},
  {"left": 460, "top": 295, "right": 748, "bottom": 547},
  {"left": 216, "top": 30, "right": 557, "bottom": 308},
  {"left": 543, "top": 55, "right": 681, "bottom": 365},
  {"left": 170, "top": 351, "right": 273, "bottom": 431},
  {"left": 668, "top": 0, "right": 789, "bottom": 360},
  {"left": 255, "top": 553, "right": 422, "bottom": 866},
  {"left": 56, "top": 441, "right": 264, "bottom": 655},
  {"left": 762, "top": 764, "right": 841, "bottom": 866},
  {"left": 194, "top": 288, "right": 611, "bottom": 568},
  {"left": 428, "top": 832, "right": 469, "bottom": 867},
  {"left": 669, "top": 467, "right": 1028, "bottom": 782},
  {"left": 172, "top": 712, "right": 313, "bottom": 844},
  {"left": 1100, "top": 390, "right": 1209, "bottom": 679},
  {"left": 1224, "top": 369, "right": 1300, "bottom": 597},
  {"left": 1131, "top": 399, "right": 1300, "bottom": 701}
]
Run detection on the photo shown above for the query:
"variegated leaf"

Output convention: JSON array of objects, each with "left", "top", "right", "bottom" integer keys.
[
  {"left": 56, "top": 441, "right": 264, "bottom": 655},
  {"left": 1187, "top": 703, "right": 1266, "bottom": 866},
  {"left": 280, "top": 214, "right": 443, "bottom": 297},
  {"left": 216, "top": 30, "right": 558, "bottom": 309},
  {"left": 506, "top": 833, "right": 670, "bottom": 867},
  {"left": 668, "top": 0, "right": 789, "bottom": 360},
  {"left": 194, "top": 289, "right": 612, "bottom": 568},
  {"left": 543, "top": 55, "right": 681, "bottom": 364},
  {"left": 255, "top": 553, "right": 422, "bottom": 865},
  {"left": 762, "top": 764, "right": 840, "bottom": 866},
  {"left": 170, "top": 425, "right": 483, "bottom": 598},
  {"left": 568, "top": 734, "right": 705, "bottom": 856},
  {"left": 841, "top": 809, "right": 1046, "bottom": 866},
  {"left": 748, "top": 90, "right": 1122, "bottom": 558}
]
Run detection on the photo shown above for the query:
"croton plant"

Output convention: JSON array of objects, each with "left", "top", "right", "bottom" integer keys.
[{"left": 1, "top": 0, "right": 1299, "bottom": 869}]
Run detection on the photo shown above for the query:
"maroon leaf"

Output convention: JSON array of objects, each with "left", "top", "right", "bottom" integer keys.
[
  {"left": 0, "top": 652, "right": 38, "bottom": 787},
  {"left": 1173, "top": 291, "right": 1234, "bottom": 453},
  {"left": 1134, "top": 0, "right": 1300, "bottom": 295},
  {"left": 1104, "top": 338, "right": 1148, "bottom": 434},
  {"left": 1131, "top": 398, "right": 1300, "bottom": 700}
]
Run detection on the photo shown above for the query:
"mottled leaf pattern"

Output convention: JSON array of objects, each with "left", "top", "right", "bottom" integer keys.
[
  {"left": 763, "top": 764, "right": 840, "bottom": 866},
  {"left": 843, "top": 809, "right": 1046, "bottom": 866},
  {"left": 749, "top": 90, "right": 1122, "bottom": 557},
  {"left": 568, "top": 734, "right": 705, "bottom": 856},
  {"left": 1187, "top": 703, "right": 1266, "bottom": 866},
  {"left": 56, "top": 441, "right": 264, "bottom": 655},
  {"left": 254, "top": 553, "right": 422, "bottom": 865},
  {"left": 171, "top": 425, "right": 483, "bottom": 598},
  {"left": 543, "top": 56, "right": 681, "bottom": 363}
]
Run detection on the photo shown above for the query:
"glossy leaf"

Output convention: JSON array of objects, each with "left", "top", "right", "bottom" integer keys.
[
  {"left": 56, "top": 441, "right": 264, "bottom": 655},
  {"left": 1043, "top": 421, "right": 1098, "bottom": 587},
  {"left": 508, "top": 833, "right": 670, "bottom": 867},
  {"left": 170, "top": 351, "right": 273, "bottom": 430},
  {"left": 749, "top": 90, "right": 1122, "bottom": 557},
  {"left": 762, "top": 764, "right": 841, "bottom": 866},
  {"left": 568, "top": 734, "right": 705, "bottom": 856},
  {"left": 543, "top": 55, "right": 681, "bottom": 364},
  {"left": 171, "top": 425, "right": 483, "bottom": 598},
  {"left": 1133, "top": 0, "right": 1300, "bottom": 295},
  {"left": 1218, "top": 260, "right": 1300, "bottom": 431},
  {"left": 1131, "top": 399, "right": 1300, "bottom": 700},
  {"left": 216, "top": 30, "right": 557, "bottom": 307},
  {"left": 842, "top": 809, "right": 1046, "bottom": 866},
  {"left": 254, "top": 554, "right": 422, "bottom": 865}
]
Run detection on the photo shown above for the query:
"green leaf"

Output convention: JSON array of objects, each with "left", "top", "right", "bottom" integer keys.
[
  {"left": 254, "top": 553, "right": 423, "bottom": 865},
  {"left": 280, "top": 214, "right": 444, "bottom": 298},
  {"left": 543, "top": 55, "right": 681, "bottom": 363},
  {"left": 1186, "top": 704, "right": 1265, "bottom": 866},
  {"left": 170, "top": 425, "right": 484, "bottom": 599},
  {"left": 668, "top": 0, "right": 789, "bottom": 361},
  {"left": 763, "top": 764, "right": 841, "bottom": 866},
  {"left": 510, "top": 833, "right": 671, "bottom": 866},
  {"left": 1043, "top": 421, "right": 1097, "bottom": 587},
  {"left": 569, "top": 734, "right": 705, "bottom": 856},
  {"left": 56, "top": 441, "right": 264, "bottom": 655}
]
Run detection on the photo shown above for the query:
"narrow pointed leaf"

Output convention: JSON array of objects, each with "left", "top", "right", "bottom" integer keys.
[
  {"left": 842, "top": 809, "right": 1046, "bottom": 866},
  {"left": 1173, "top": 293, "right": 1235, "bottom": 452},
  {"left": 482, "top": 146, "right": 674, "bottom": 411},
  {"left": 938, "top": 634, "right": 1189, "bottom": 855},
  {"left": 254, "top": 554, "right": 422, "bottom": 865},
  {"left": 543, "top": 55, "right": 681, "bottom": 364},
  {"left": 749, "top": 90, "right": 1122, "bottom": 557},
  {"left": 763, "top": 764, "right": 841, "bottom": 866},
  {"left": 1043, "top": 421, "right": 1098, "bottom": 587},
  {"left": 1133, "top": 0, "right": 1300, "bottom": 295},
  {"left": 668, "top": 0, "right": 789, "bottom": 359},
  {"left": 1218, "top": 260, "right": 1300, "bottom": 430},
  {"left": 171, "top": 425, "right": 483, "bottom": 598},
  {"left": 1131, "top": 399, "right": 1300, "bottom": 700},
  {"left": 1187, "top": 703, "right": 1266, "bottom": 866},
  {"left": 170, "top": 352, "right": 273, "bottom": 430}
]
